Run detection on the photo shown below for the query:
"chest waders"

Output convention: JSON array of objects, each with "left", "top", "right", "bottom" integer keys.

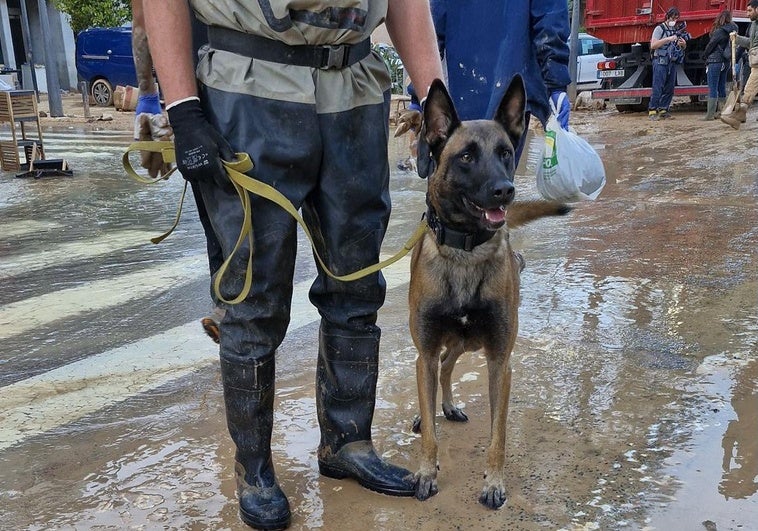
[{"left": 200, "top": 27, "right": 415, "bottom": 529}]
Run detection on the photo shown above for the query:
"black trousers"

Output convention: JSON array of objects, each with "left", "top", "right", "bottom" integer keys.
[{"left": 195, "top": 85, "right": 392, "bottom": 364}]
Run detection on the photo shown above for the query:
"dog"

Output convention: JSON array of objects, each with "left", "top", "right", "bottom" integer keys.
[{"left": 408, "top": 76, "right": 571, "bottom": 508}]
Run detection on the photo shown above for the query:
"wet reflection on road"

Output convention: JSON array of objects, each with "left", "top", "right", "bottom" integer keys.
[{"left": 0, "top": 122, "right": 756, "bottom": 529}]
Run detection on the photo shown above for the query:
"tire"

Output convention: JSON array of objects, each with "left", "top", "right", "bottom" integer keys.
[{"left": 91, "top": 79, "right": 113, "bottom": 107}]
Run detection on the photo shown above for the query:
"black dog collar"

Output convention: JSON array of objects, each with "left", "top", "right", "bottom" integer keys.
[{"left": 425, "top": 207, "right": 496, "bottom": 252}]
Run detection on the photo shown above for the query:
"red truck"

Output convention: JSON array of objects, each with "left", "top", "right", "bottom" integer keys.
[{"left": 587, "top": 0, "right": 749, "bottom": 111}]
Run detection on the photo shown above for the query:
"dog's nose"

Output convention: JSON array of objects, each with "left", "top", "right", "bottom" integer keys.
[{"left": 492, "top": 182, "right": 515, "bottom": 203}]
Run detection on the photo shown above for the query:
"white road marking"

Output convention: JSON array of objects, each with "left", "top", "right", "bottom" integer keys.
[
  {"left": 0, "top": 230, "right": 162, "bottom": 280},
  {"left": 0, "top": 254, "right": 207, "bottom": 340},
  {"left": 0, "top": 220, "right": 63, "bottom": 239},
  {"left": 0, "top": 256, "right": 410, "bottom": 451}
]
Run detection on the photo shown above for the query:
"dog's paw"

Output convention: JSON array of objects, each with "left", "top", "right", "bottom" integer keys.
[
  {"left": 442, "top": 404, "right": 469, "bottom": 423},
  {"left": 412, "top": 471, "right": 439, "bottom": 501},
  {"left": 411, "top": 414, "right": 421, "bottom": 433},
  {"left": 479, "top": 481, "right": 507, "bottom": 509}
]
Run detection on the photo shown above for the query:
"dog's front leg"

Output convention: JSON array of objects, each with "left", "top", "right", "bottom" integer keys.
[
  {"left": 413, "top": 350, "right": 439, "bottom": 500},
  {"left": 480, "top": 354, "right": 512, "bottom": 509}
]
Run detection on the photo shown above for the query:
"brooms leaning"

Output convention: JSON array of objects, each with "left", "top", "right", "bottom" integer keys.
[{"left": 721, "top": 31, "right": 748, "bottom": 129}]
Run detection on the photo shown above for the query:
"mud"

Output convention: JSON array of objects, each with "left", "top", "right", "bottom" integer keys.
[{"left": 0, "top": 96, "right": 756, "bottom": 530}]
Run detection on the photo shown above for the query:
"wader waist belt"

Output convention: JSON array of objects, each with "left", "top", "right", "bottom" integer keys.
[{"left": 207, "top": 26, "right": 371, "bottom": 69}]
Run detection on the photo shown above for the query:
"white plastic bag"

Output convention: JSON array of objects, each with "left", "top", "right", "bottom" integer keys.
[{"left": 536, "top": 93, "right": 606, "bottom": 202}]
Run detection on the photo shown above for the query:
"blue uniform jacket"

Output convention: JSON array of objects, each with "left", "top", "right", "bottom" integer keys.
[{"left": 431, "top": 0, "right": 571, "bottom": 125}]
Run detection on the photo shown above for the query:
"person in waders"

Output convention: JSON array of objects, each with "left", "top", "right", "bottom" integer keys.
[{"left": 143, "top": 1, "right": 443, "bottom": 529}]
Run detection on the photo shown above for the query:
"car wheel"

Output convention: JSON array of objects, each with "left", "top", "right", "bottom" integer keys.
[{"left": 91, "top": 79, "right": 113, "bottom": 107}]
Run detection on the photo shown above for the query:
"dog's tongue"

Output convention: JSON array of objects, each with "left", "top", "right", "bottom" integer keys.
[{"left": 484, "top": 208, "right": 505, "bottom": 224}]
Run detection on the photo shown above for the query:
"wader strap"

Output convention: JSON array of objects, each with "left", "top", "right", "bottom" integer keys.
[
  {"left": 123, "top": 141, "right": 428, "bottom": 305},
  {"left": 207, "top": 26, "right": 371, "bottom": 69}
]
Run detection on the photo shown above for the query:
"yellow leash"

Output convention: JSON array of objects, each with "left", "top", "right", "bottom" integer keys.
[{"left": 123, "top": 141, "right": 427, "bottom": 304}]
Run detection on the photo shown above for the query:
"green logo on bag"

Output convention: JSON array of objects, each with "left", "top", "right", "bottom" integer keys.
[{"left": 543, "top": 130, "right": 558, "bottom": 170}]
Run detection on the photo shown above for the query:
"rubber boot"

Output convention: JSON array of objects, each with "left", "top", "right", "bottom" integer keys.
[
  {"left": 316, "top": 326, "right": 415, "bottom": 496},
  {"left": 221, "top": 356, "right": 291, "bottom": 530},
  {"left": 716, "top": 97, "right": 726, "bottom": 118},
  {"left": 721, "top": 103, "right": 747, "bottom": 129},
  {"left": 702, "top": 98, "right": 717, "bottom": 121}
]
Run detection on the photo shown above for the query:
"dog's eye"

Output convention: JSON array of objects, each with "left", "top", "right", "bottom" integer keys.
[{"left": 459, "top": 152, "right": 473, "bottom": 163}]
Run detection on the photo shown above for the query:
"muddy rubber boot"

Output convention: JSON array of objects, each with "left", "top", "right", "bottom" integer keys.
[
  {"left": 721, "top": 103, "right": 746, "bottom": 129},
  {"left": 316, "top": 326, "right": 415, "bottom": 497},
  {"left": 716, "top": 97, "right": 726, "bottom": 118},
  {"left": 702, "top": 98, "right": 717, "bottom": 121},
  {"left": 221, "top": 356, "right": 291, "bottom": 530}
]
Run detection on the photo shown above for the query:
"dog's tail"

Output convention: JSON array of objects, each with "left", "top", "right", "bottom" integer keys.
[{"left": 506, "top": 201, "right": 572, "bottom": 228}]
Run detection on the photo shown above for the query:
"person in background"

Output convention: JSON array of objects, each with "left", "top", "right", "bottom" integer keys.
[
  {"left": 430, "top": 0, "right": 571, "bottom": 167},
  {"left": 702, "top": 10, "right": 738, "bottom": 120},
  {"left": 143, "top": 1, "right": 443, "bottom": 529},
  {"left": 131, "top": 0, "right": 225, "bottom": 343},
  {"left": 722, "top": 0, "right": 758, "bottom": 129},
  {"left": 648, "top": 7, "right": 690, "bottom": 121}
]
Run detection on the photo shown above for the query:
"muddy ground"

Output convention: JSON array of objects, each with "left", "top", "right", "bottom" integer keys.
[{"left": 2, "top": 93, "right": 755, "bottom": 530}]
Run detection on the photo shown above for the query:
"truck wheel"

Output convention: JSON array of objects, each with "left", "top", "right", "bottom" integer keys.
[{"left": 91, "top": 79, "right": 113, "bottom": 107}]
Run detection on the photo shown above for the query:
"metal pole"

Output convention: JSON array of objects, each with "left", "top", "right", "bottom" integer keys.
[
  {"left": 36, "top": 0, "right": 63, "bottom": 116},
  {"left": 19, "top": 0, "right": 39, "bottom": 101},
  {"left": 568, "top": 0, "right": 582, "bottom": 103},
  {"left": 80, "top": 81, "right": 90, "bottom": 119}
]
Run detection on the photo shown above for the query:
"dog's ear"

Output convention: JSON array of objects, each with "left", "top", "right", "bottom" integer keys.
[
  {"left": 422, "top": 79, "right": 460, "bottom": 156},
  {"left": 492, "top": 75, "right": 526, "bottom": 150}
]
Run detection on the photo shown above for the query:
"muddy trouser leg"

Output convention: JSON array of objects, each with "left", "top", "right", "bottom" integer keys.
[
  {"left": 197, "top": 86, "right": 324, "bottom": 529},
  {"left": 660, "top": 63, "right": 677, "bottom": 111},
  {"left": 189, "top": 181, "right": 226, "bottom": 343},
  {"left": 741, "top": 65, "right": 758, "bottom": 108},
  {"left": 649, "top": 60, "right": 666, "bottom": 111},
  {"left": 303, "top": 91, "right": 414, "bottom": 497}
]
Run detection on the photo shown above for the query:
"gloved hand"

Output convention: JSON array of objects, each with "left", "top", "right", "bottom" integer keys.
[
  {"left": 135, "top": 92, "right": 162, "bottom": 115},
  {"left": 133, "top": 92, "right": 172, "bottom": 178},
  {"left": 167, "top": 99, "right": 235, "bottom": 186},
  {"left": 550, "top": 90, "right": 570, "bottom": 130},
  {"left": 136, "top": 112, "right": 174, "bottom": 178}
]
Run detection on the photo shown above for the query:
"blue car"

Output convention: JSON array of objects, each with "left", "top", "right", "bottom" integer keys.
[{"left": 75, "top": 27, "right": 137, "bottom": 106}]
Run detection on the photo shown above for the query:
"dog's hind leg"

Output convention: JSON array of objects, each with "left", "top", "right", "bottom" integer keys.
[
  {"left": 439, "top": 342, "right": 468, "bottom": 422},
  {"left": 479, "top": 352, "right": 513, "bottom": 509}
]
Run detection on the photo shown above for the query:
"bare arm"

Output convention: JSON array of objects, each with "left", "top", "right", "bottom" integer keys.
[
  {"left": 131, "top": 0, "right": 157, "bottom": 94},
  {"left": 385, "top": 0, "right": 443, "bottom": 100},
  {"left": 142, "top": 0, "right": 197, "bottom": 105},
  {"left": 651, "top": 27, "right": 678, "bottom": 51}
]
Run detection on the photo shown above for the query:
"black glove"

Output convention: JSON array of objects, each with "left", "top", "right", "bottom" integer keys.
[{"left": 167, "top": 99, "right": 234, "bottom": 186}]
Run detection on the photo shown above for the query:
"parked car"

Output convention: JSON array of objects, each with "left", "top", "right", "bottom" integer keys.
[
  {"left": 75, "top": 27, "right": 137, "bottom": 107},
  {"left": 571, "top": 32, "right": 605, "bottom": 91}
]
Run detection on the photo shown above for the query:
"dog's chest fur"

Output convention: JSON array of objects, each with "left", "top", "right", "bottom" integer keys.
[{"left": 411, "top": 230, "right": 518, "bottom": 346}]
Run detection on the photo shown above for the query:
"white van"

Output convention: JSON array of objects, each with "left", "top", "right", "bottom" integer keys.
[{"left": 573, "top": 33, "right": 605, "bottom": 91}]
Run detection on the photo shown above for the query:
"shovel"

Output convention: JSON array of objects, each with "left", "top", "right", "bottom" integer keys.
[{"left": 721, "top": 31, "right": 748, "bottom": 128}]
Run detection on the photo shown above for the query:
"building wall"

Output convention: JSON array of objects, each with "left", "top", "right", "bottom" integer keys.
[{"left": 0, "top": 0, "right": 76, "bottom": 92}]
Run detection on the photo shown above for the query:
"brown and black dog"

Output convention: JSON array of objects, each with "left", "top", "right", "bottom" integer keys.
[{"left": 408, "top": 76, "right": 570, "bottom": 508}]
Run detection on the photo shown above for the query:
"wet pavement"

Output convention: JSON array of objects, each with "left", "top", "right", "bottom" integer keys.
[{"left": 0, "top": 114, "right": 756, "bottom": 530}]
